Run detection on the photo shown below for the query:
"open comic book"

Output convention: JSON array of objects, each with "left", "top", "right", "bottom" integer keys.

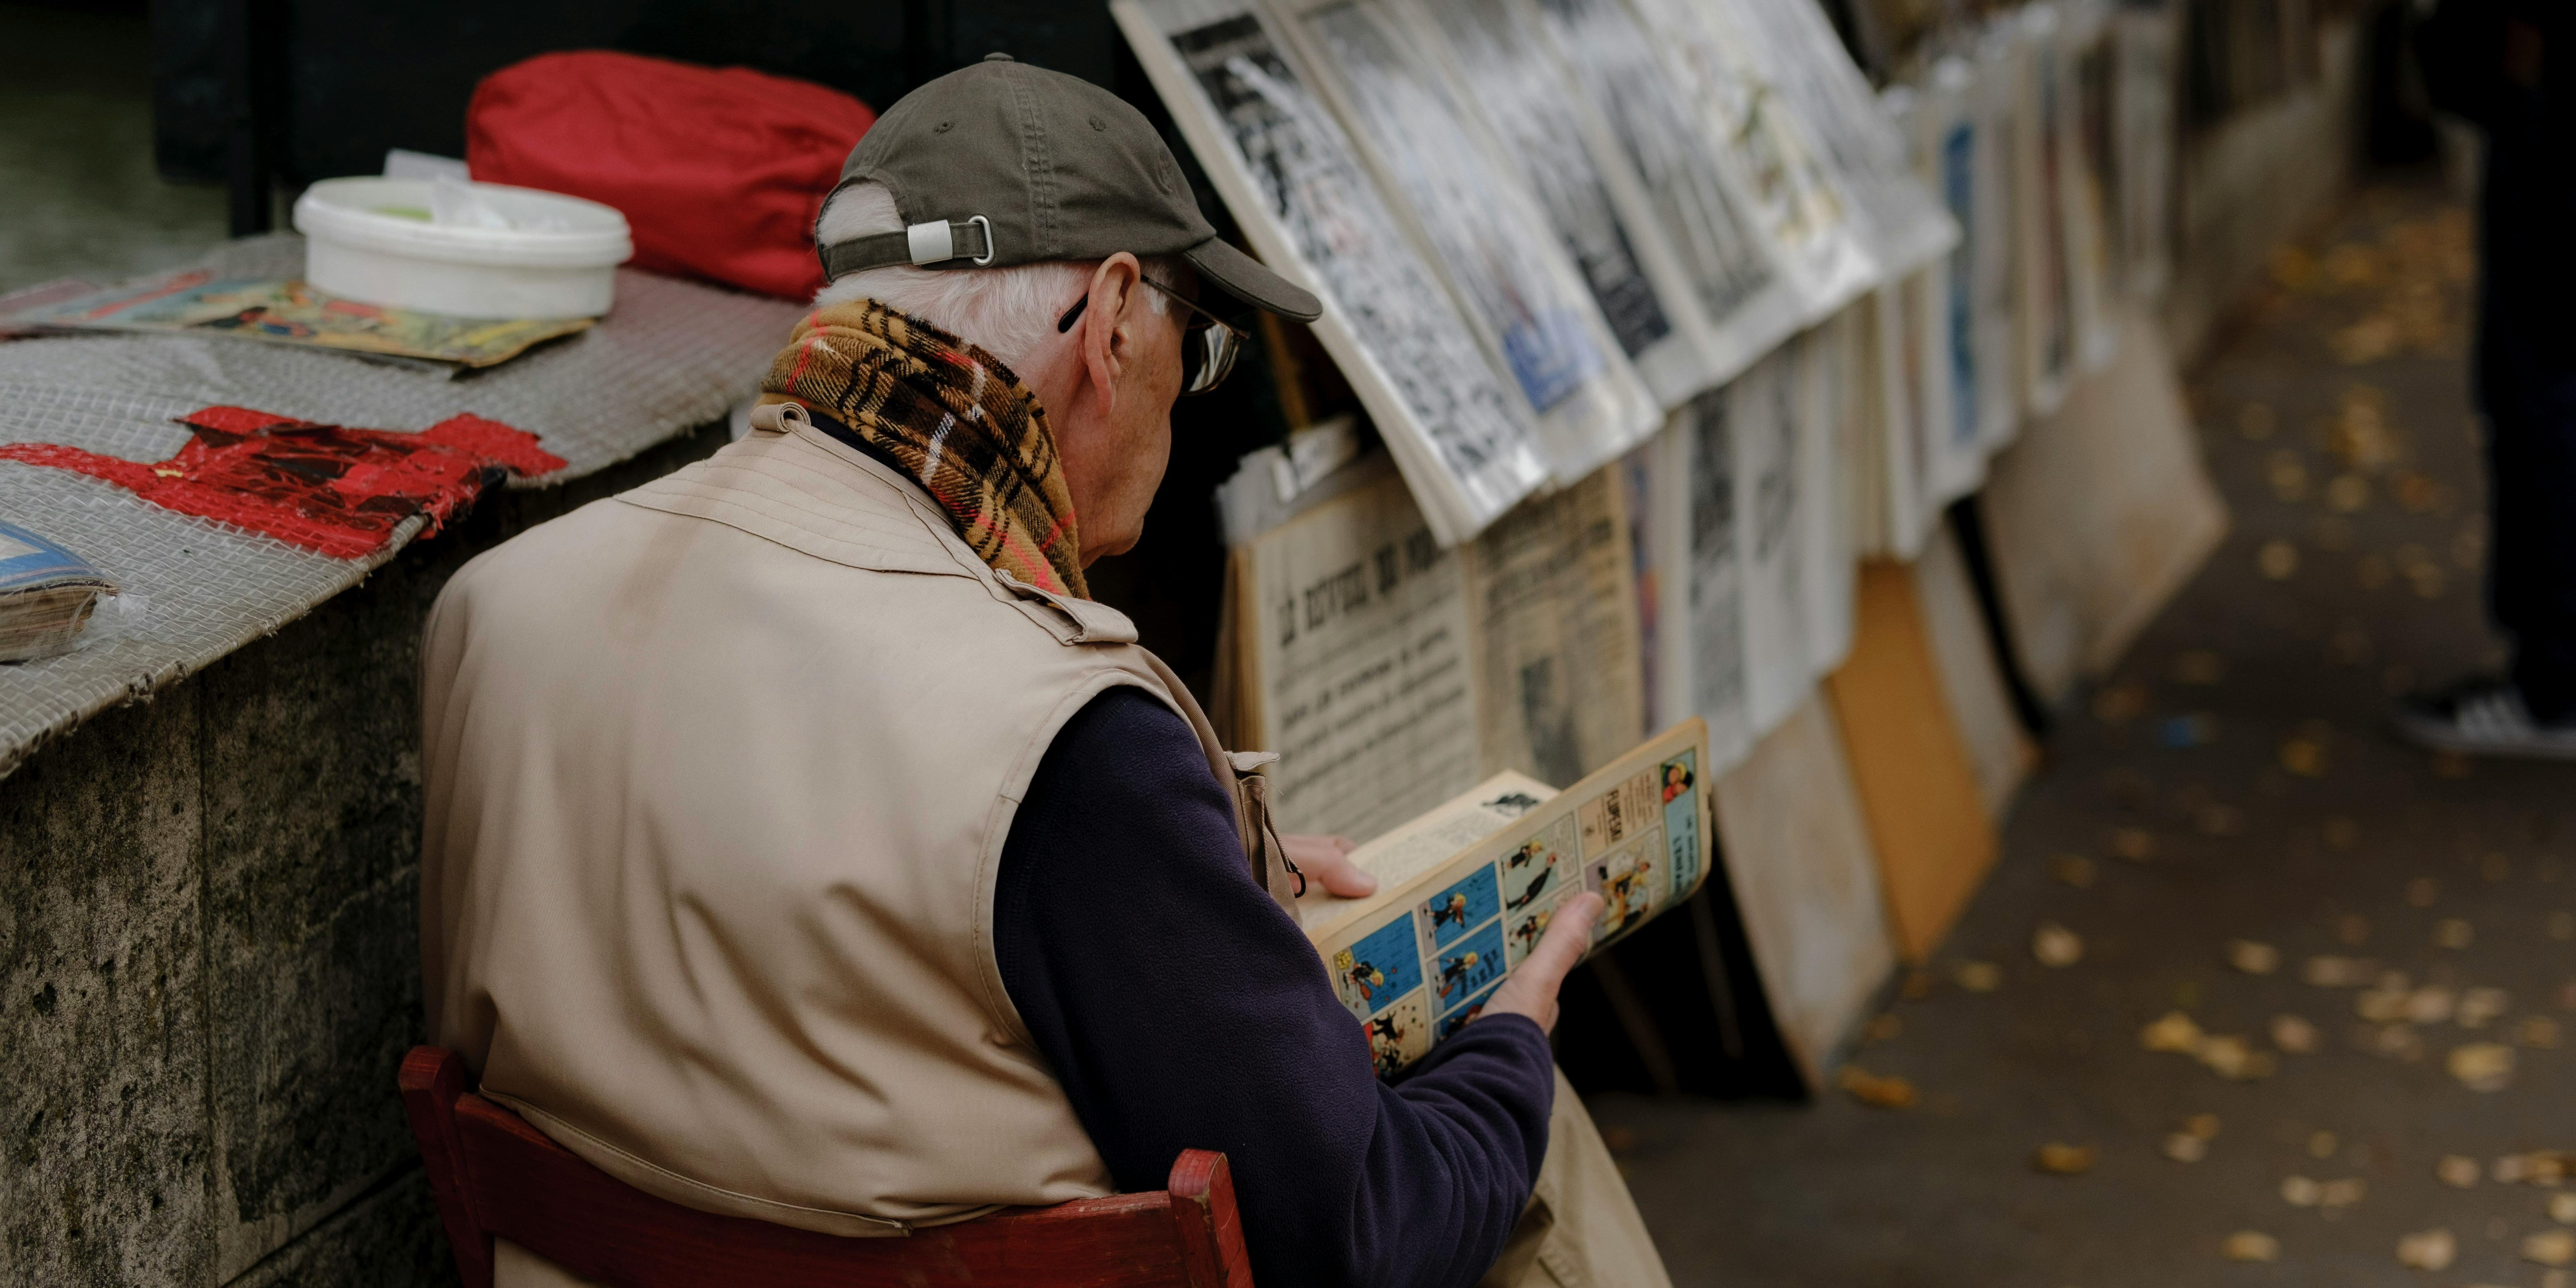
[{"left": 1299, "top": 719, "right": 1710, "bottom": 1076}]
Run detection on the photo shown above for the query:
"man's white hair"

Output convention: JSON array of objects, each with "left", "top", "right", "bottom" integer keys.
[{"left": 814, "top": 182, "right": 1176, "bottom": 377}]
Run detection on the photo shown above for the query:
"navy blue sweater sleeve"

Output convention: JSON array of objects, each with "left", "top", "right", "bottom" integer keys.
[{"left": 995, "top": 687, "right": 1553, "bottom": 1288}]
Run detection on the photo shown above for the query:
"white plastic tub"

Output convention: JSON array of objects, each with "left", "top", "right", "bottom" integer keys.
[{"left": 293, "top": 177, "right": 633, "bottom": 319}]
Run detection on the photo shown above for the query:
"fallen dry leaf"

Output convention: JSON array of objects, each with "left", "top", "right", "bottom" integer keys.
[
  {"left": 2498, "top": 1154, "right": 2531, "bottom": 1183},
  {"left": 1955, "top": 961, "right": 2003, "bottom": 992},
  {"left": 2272, "top": 1014, "right": 2321, "bottom": 1053},
  {"left": 2033, "top": 923, "right": 2084, "bottom": 968},
  {"left": 2320, "top": 1177, "right": 2365, "bottom": 1209},
  {"left": 2527, "top": 1230, "right": 2576, "bottom": 1268},
  {"left": 2405, "top": 987, "right": 2458, "bottom": 1025},
  {"left": 2458, "top": 987, "right": 2509, "bottom": 1028},
  {"left": 2164, "top": 1132, "right": 2208, "bottom": 1162},
  {"left": 2230, "top": 940, "right": 2282, "bottom": 975},
  {"left": 2524, "top": 1016, "right": 2565, "bottom": 1049},
  {"left": 2195, "top": 1034, "right": 2273, "bottom": 1080},
  {"left": 2113, "top": 829, "right": 2157, "bottom": 862},
  {"left": 2183, "top": 1113, "right": 2221, "bottom": 1140},
  {"left": 2282, "top": 1175, "right": 2321, "bottom": 1207},
  {"left": 2398, "top": 1227, "right": 2458, "bottom": 1271},
  {"left": 2222, "top": 1230, "right": 2280, "bottom": 1262},
  {"left": 2371, "top": 1023, "right": 2427, "bottom": 1061},
  {"left": 2142, "top": 1011, "right": 2204, "bottom": 1053},
  {"left": 1835, "top": 1065, "right": 1917, "bottom": 1109},
  {"left": 2439, "top": 1155, "right": 2482, "bottom": 1188},
  {"left": 2549, "top": 1192, "right": 2576, "bottom": 1224},
  {"left": 2035, "top": 1143, "right": 2097, "bottom": 1175},
  {"left": 2449, "top": 1042, "right": 2516, "bottom": 1092},
  {"left": 2052, "top": 854, "right": 2097, "bottom": 888},
  {"left": 2306, "top": 955, "right": 2375, "bottom": 987}
]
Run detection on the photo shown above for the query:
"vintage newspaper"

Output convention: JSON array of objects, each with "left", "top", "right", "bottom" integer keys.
[
  {"left": 1915, "top": 57, "right": 2010, "bottom": 500},
  {"left": 7, "top": 273, "right": 592, "bottom": 371},
  {"left": 1395, "top": 0, "right": 1713, "bottom": 407},
  {"left": 1114, "top": 0, "right": 1548, "bottom": 544},
  {"left": 1302, "top": 719, "right": 1711, "bottom": 1076},
  {"left": 1464, "top": 467, "right": 1646, "bottom": 792},
  {"left": 1645, "top": 395, "right": 1755, "bottom": 775},
  {"left": 1529, "top": 0, "right": 1808, "bottom": 386},
  {"left": 1696, "top": 0, "right": 1959, "bottom": 278},
  {"left": 1624, "top": 0, "right": 1878, "bottom": 319},
  {"left": 1277, "top": 0, "right": 1659, "bottom": 483}
]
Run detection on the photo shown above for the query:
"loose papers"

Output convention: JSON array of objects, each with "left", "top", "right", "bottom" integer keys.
[
  {"left": 1278, "top": 0, "right": 1660, "bottom": 481},
  {"left": 1114, "top": 0, "right": 1548, "bottom": 544}
]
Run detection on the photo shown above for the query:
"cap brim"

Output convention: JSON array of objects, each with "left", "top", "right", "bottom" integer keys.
[{"left": 1183, "top": 237, "right": 1322, "bottom": 323}]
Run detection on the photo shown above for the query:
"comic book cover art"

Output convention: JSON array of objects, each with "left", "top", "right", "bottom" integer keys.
[
  {"left": 1585, "top": 827, "right": 1664, "bottom": 941},
  {"left": 1413, "top": 863, "right": 1501, "bottom": 956},
  {"left": 1657, "top": 749, "right": 1700, "bottom": 900},
  {"left": 1577, "top": 767, "right": 1658, "bottom": 855},
  {"left": 1429, "top": 920, "right": 1508, "bottom": 1015},
  {"left": 1500, "top": 813, "right": 1574, "bottom": 916},
  {"left": 1332, "top": 915, "right": 1427, "bottom": 1022},
  {"left": 1503, "top": 889, "right": 1569, "bottom": 969},
  {"left": 1436, "top": 977, "right": 1505, "bottom": 1043},
  {"left": 1363, "top": 989, "right": 1432, "bottom": 1076}
]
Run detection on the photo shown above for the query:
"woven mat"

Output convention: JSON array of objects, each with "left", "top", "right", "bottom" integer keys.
[{"left": 0, "top": 234, "right": 807, "bottom": 777}]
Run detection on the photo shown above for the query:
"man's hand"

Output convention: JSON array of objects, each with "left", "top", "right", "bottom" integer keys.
[
  {"left": 1282, "top": 833, "right": 1377, "bottom": 897},
  {"left": 1479, "top": 893, "right": 1603, "bottom": 1035}
]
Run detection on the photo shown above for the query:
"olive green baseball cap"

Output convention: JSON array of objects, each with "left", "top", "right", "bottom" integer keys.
[{"left": 817, "top": 53, "right": 1321, "bottom": 323}]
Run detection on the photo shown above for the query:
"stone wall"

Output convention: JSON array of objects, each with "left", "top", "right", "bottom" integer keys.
[{"left": 2, "top": 423, "right": 727, "bottom": 1288}]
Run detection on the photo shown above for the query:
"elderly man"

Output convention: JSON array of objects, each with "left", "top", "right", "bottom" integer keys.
[{"left": 420, "top": 55, "right": 1670, "bottom": 1288}]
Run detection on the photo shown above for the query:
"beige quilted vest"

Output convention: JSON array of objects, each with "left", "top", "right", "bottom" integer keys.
[{"left": 418, "top": 417, "right": 1296, "bottom": 1282}]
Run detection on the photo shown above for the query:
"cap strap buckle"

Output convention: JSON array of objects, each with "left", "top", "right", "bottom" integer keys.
[{"left": 824, "top": 215, "right": 996, "bottom": 279}]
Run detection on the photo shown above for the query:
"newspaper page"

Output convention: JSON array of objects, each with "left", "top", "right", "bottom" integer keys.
[
  {"left": 1697, "top": 0, "right": 1959, "bottom": 277},
  {"left": 1650, "top": 396, "right": 1756, "bottom": 775},
  {"left": 1970, "top": 30, "right": 2029, "bottom": 453},
  {"left": 2062, "top": 0, "right": 2121, "bottom": 373},
  {"left": 10, "top": 273, "right": 593, "bottom": 370},
  {"left": 2114, "top": 5, "right": 2176, "bottom": 300},
  {"left": 1914, "top": 58, "right": 2004, "bottom": 504},
  {"left": 2015, "top": 5, "right": 2076, "bottom": 418},
  {"left": 1623, "top": 0, "right": 1879, "bottom": 319},
  {"left": 1114, "top": 0, "right": 1547, "bottom": 543},
  {"left": 1282, "top": 0, "right": 1659, "bottom": 483},
  {"left": 1307, "top": 720, "right": 1711, "bottom": 1076},
  {"left": 1795, "top": 317, "right": 1859, "bottom": 679},
  {"left": 1530, "top": 0, "right": 1808, "bottom": 386},
  {"left": 1465, "top": 467, "right": 1646, "bottom": 790},
  {"left": 1244, "top": 469, "right": 1481, "bottom": 840},
  {"left": 1727, "top": 344, "right": 1819, "bottom": 737},
  {"left": 1397, "top": 0, "right": 1713, "bottom": 408}
]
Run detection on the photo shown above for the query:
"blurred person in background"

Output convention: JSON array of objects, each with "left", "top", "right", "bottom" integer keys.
[{"left": 2400, "top": 0, "right": 2576, "bottom": 758}]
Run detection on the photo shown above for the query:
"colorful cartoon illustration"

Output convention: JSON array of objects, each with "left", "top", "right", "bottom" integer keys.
[
  {"left": 1431, "top": 921, "right": 1508, "bottom": 1016},
  {"left": 1482, "top": 791, "right": 1543, "bottom": 817},
  {"left": 1661, "top": 758, "right": 1695, "bottom": 804},
  {"left": 1362, "top": 990, "right": 1430, "bottom": 1076},
  {"left": 1437, "top": 979, "right": 1503, "bottom": 1043},
  {"left": 1332, "top": 916, "right": 1425, "bottom": 1022},
  {"left": 1585, "top": 831, "right": 1664, "bottom": 941},
  {"left": 1503, "top": 862, "right": 1556, "bottom": 912},
  {"left": 1504, "top": 895, "right": 1561, "bottom": 968},
  {"left": 1659, "top": 749, "right": 1702, "bottom": 899},
  {"left": 1412, "top": 863, "right": 1500, "bottom": 955}
]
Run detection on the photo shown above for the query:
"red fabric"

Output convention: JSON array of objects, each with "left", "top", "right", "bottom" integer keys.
[
  {"left": 467, "top": 50, "right": 876, "bottom": 301},
  {"left": 0, "top": 406, "right": 566, "bottom": 559}
]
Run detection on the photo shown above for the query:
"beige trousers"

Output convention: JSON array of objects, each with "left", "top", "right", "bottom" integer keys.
[
  {"left": 1479, "top": 1068, "right": 1676, "bottom": 1288},
  {"left": 499, "top": 1065, "right": 1671, "bottom": 1288}
]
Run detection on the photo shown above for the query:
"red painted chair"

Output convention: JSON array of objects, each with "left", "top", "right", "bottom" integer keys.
[{"left": 398, "top": 1046, "right": 1254, "bottom": 1288}]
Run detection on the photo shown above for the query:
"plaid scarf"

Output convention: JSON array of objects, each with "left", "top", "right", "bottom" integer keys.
[{"left": 757, "top": 300, "right": 1087, "bottom": 598}]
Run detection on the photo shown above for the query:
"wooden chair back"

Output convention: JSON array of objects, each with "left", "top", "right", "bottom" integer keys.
[{"left": 398, "top": 1046, "right": 1254, "bottom": 1288}]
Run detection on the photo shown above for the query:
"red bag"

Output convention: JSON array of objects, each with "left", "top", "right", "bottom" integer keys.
[{"left": 467, "top": 51, "right": 875, "bottom": 300}]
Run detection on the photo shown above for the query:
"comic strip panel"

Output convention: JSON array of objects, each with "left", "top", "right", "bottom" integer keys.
[
  {"left": 1429, "top": 920, "right": 1508, "bottom": 1017},
  {"left": 1503, "top": 887, "right": 1571, "bottom": 970},
  {"left": 1363, "top": 989, "right": 1432, "bottom": 1077},
  {"left": 1583, "top": 825, "right": 1667, "bottom": 943},
  {"left": 1333, "top": 915, "right": 1427, "bottom": 1023},
  {"left": 1436, "top": 977, "right": 1506, "bottom": 1044},
  {"left": 1499, "top": 814, "right": 1575, "bottom": 917},
  {"left": 1413, "top": 862, "right": 1501, "bottom": 957},
  {"left": 1577, "top": 768, "right": 1660, "bottom": 857},
  {"left": 1657, "top": 748, "right": 1701, "bottom": 900}
]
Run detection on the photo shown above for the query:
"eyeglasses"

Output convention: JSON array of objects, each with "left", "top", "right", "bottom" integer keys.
[{"left": 1055, "top": 275, "right": 1248, "bottom": 397}]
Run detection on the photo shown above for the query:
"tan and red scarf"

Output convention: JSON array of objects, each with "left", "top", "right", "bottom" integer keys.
[{"left": 757, "top": 299, "right": 1087, "bottom": 597}]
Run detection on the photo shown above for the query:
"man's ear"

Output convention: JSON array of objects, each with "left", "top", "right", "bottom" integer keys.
[{"left": 1078, "top": 253, "right": 1145, "bottom": 421}]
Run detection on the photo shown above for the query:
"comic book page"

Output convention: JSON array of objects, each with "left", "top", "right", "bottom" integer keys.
[
  {"left": 1464, "top": 466, "right": 1645, "bottom": 791},
  {"left": 1396, "top": 0, "right": 1711, "bottom": 408},
  {"left": 1276, "top": 0, "right": 1660, "bottom": 483},
  {"left": 1242, "top": 469, "right": 1481, "bottom": 840},
  {"left": 1696, "top": 0, "right": 1959, "bottom": 278},
  {"left": 1623, "top": 0, "right": 1879, "bottom": 319},
  {"left": 1113, "top": 0, "right": 1548, "bottom": 544},
  {"left": 1307, "top": 720, "right": 1712, "bottom": 1077},
  {"left": 8, "top": 273, "right": 593, "bottom": 370},
  {"left": 1528, "top": 0, "right": 1808, "bottom": 387}
]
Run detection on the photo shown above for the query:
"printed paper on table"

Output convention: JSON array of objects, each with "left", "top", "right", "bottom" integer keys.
[
  {"left": 1273, "top": 0, "right": 1659, "bottom": 483},
  {"left": 1113, "top": 0, "right": 1548, "bottom": 544},
  {"left": 1305, "top": 719, "right": 1712, "bottom": 1076},
  {"left": 7, "top": 273, "right": 592, "bottom": 370}
]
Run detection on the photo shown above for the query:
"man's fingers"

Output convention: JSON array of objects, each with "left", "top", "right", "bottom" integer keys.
[
  {"left": 1518, "top": 893, "right": 1602, "bottom": 992},
  {"left": 1284, "top": 832, "right": 1377, "bottom": 897}
]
